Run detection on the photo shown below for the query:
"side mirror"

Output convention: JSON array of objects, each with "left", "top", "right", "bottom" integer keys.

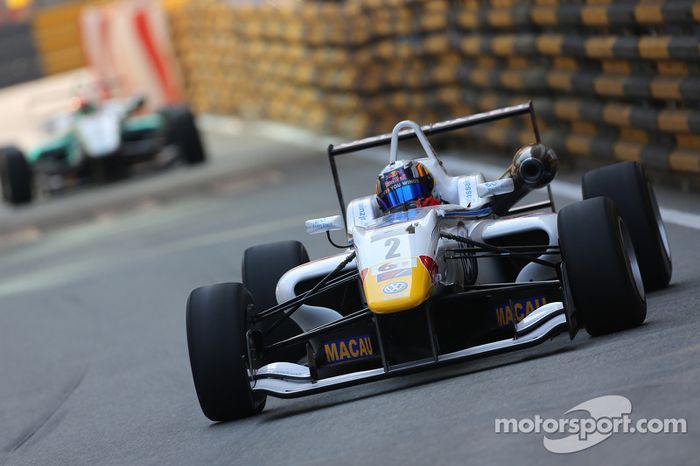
[{"left": 305, "top": 215, "right": 344, "bottom": 235}]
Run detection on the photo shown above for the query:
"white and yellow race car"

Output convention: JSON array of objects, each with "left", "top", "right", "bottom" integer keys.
[{"left": 186, "top": 103, "right": 672, "bottom": 422}]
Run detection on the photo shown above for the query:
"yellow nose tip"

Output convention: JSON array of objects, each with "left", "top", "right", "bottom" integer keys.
[{"left": 362, "top": 260, "right": 433, "bottom": 314}]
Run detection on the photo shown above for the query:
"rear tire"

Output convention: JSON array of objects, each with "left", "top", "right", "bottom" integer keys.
[
  {"left": 243, "top": 241, "right": 309, "bottom": 362},
  {"left": 186, "top": 283, "right": 266, "bottom": 421},
  {"left": 159, "top": 106, "right": 206, "bottom": 164},
  {"left": 0, "top": 146, "right": 33, "bottom": 205},
  {"left": 558, "top": 197, "right": 646, "bottom": 336},
  {"left": 582, "top": 161, "right": 671, "bottom": 290}
]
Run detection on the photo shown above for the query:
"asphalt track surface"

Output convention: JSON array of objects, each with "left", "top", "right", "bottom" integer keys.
[{"left": 0, "top": 129, "right": 699, "bottom": 465}]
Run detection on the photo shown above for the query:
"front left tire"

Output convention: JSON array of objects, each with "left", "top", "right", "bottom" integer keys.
[
  {"left": 186, "top": 282, "right": 265, "bottom": 422},
  {"left": 0, "top": 145, "right": 33, "bottom": 205}
]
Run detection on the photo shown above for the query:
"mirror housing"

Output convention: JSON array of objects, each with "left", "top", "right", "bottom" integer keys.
[{"left": 305, "top": 215, "right": 345, "bottom": 235}]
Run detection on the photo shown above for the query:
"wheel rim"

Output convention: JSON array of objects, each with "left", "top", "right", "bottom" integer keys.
[
  {"left": 619, "top": 219, "right": 645, "bottom": 301},
  {"left": 648, "top": 181, "right": 671, "bottom": 260}
]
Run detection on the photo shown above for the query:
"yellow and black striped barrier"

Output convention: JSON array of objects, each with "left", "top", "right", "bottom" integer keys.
[
  {"left": 459, "top": 1, "right": 700, "bottom": 29},
  {"left": 165, "top": 0, "right": 700, "bottom": 176}
]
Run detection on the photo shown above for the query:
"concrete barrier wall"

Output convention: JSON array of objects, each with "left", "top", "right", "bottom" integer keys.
[{"left": 169, "top": 0, "right": 700, "bottom": 175}]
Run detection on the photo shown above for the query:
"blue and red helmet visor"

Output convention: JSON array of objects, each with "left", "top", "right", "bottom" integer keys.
[
  {"left": 377, "top": 179, "right": 433, "bottom": 211},
  {"left": 376, "top": 163, "right": 434, "bottom": 212}
]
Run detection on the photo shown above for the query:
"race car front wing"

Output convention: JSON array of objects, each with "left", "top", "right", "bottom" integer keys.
[{"left": 250, "top": 301, "right": 568, "bottom": 398}]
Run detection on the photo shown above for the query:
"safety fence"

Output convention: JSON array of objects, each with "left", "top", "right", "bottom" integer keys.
[{"left": 168, "top": 0, "right": 700, "bottom": 175}]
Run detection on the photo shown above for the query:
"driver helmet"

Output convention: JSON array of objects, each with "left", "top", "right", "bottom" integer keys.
[{"left": 375, "top": 160, "right": 437, "bottom": 213}]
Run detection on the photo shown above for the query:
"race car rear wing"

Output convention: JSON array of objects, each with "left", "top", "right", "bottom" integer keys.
[
  {"left": 327, "top": 102, "right": 543, "bottom": 226},
  {"left": 328, "top": 102, "right": 539, "bottom": 156}
]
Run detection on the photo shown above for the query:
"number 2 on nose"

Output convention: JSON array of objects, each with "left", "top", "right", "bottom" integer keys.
[{"left": 385, "top": 237, "right": 401, "bottom": 259}]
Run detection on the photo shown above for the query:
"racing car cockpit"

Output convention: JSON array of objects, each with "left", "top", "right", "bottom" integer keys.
[{"left": 343, "top": 119, "right": 558, "bottom": 237}]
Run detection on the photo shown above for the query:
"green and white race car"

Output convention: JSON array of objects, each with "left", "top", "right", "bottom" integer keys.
[{"left": 0, "top": 95, "right": 205, "bottom": 205}]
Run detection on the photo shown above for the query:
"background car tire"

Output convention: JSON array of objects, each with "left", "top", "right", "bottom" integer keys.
[
  {"left": 243, "top": 241, "right": 309, "bottom": 363},
  {"left": 186, "top": 282, "right": 266, "bottom": 422},
  {"left": 159, "top": 106, "right": 206, "bottom": 165},
  {"left": 0, "top": 145, "right": 33, "bottom": 205},
  {"left": 582, "top": 161, "right": 672, "bottom": 290},
  {"left": 558, "top": 197, "right": 647, "bottom": 336}
]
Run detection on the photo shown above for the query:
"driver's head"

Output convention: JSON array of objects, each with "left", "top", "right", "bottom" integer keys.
[{"left": 376, "top": 160, "right": 435, "bottom": 213}]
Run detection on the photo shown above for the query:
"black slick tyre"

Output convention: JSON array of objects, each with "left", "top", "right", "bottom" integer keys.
[
  {"left": 0, "top": 146, "right": 33, "bottom": 204},
  {"left": 582, "top": 161, "right": 671, "bottom": 290},
  {"left": 159, "top": 106, "right": 206, "bottom": 164},
  {"left": 243, "top": 241, "right": 309, "bottom": 362},
  {"left": 186, "top": 282, "right": 265, "bottom": 421},
  {"left": 558, "top": 197, "right": 646, "bottom": 336}
]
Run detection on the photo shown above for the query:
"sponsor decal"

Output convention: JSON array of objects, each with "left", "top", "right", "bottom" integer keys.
[
  {"left": 462, "top": 177, "right": 475, "bottom": 203},
  {"left": 383, "top": 281, "right": 409, "bottom": 294},
  {"left": 495, "top": 295, "right": 547, "bottom": 327},
  {"left": 323, "top": 336, "right": 374, "bottom": 364},
  {"left": 373, "top": 258, "right": 415, "bottom": 273},
  {"left": 377, "top": 268, "right": 412, "bottom": 282},
  {"left": 358, "top": 203, "right": 367, "bottom": 222},
  {"left": 373, "top": 259, "right": 416, "bottom": 274},
  {"left": 304, "top": 215, "right": 344, "bottom": 234}
]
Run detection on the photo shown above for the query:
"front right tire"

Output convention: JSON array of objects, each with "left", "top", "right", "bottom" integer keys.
[
  {"left": 186, "top": 282, "right": 265, "bottom": 421},
  {"left": 160, "top": 105, "right": 206, "bottom": 165},
  {"left": 558, "top": 197, "right": 647, "bottom": 336},
  {"left": 243, "top": 240, "right": 309, "bottom": 363}
]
